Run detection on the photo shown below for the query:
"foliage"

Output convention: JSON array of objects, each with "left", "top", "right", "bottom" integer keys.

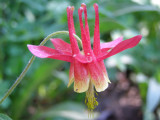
[{"left": 0, "top": 113, "right": 12, "bottom": 120}]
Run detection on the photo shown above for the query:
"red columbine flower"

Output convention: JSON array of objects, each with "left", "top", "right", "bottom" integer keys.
[{"left": 27, "top": 3, "right": 142, "bottom": 111}]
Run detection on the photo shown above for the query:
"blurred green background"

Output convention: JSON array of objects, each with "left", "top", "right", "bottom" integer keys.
[{"left": 0, "top": 0, "right": 160, "bottom": 120}]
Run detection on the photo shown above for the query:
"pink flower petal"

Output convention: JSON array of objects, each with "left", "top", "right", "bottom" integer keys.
[
  {"left": 78, "top": 7, "right": 92, "bottom": 55},
  {"left": 50, "top": 38, "right": 72, "bottom": 55},
  {"left": 81, "top": 3, "right": 91, "bottom": 46},
  {"left": 88, "top": 60, "right": 110, "bottom": 92},
  {"left": 74, "top": 53, "right": 93, "bottom": 63},
  {"left": 68, "top": 63, "right": 74, "bottom": 87},
  {"left": 93, "top": 3, "right": 101, "bottom": 56},
  {"left": 97, "top": 35, "right": 142, "bottom": 61},
  {"left": 67, "top": 6, "right": 80, "bottom": 54},
  {"left": 100, "top": 37, "right": 123, "bottom": 53},
  {"left": 98, "top": 61, "right": 109, "bottom": 76},
  {"left": 27, "top": 45, "right": 73, "bottom": 62},
  {"left": 74, "top": 60, "right": 90, "bottom": 93}
]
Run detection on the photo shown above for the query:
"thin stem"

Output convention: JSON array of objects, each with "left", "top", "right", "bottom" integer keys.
[
  {"left": 40, "top": 31, "right": 82, "bottom": 46},
  {"left": 0, "top": 31, "right": 82, "bottom": 104},
  {"left": 74, "top": 33, "right": 82, "bottom": 46}
]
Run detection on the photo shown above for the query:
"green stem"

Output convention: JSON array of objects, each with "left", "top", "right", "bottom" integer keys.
[
  {"left": 0, "top": 31, "right": 82, "bottom": 104},
  {"left": 40, "top": 31, "right": 82, "bottom": 46}
]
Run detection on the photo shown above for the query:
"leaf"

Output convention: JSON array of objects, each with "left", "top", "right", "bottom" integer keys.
[
  {"left": 99, "top": 19, "right": 125, "bottom": 32},
  {"left": 53, "top": 71, "right": 69, "bottom": 86},
  {"left": 11, "top": 60, "right": 63, "bottom": 119},
  {"left": 155, "top": 69, "right": 160, "bottom": 83},
  {"left": 138, "top": 82, "right": 148, "bottom": 103},
  {"left": 87, "top": 19, "right": 125, "bottom": 36},
  {"left": 147, "top": 79, "right": 160, "bottom": 111},
  {"left": 38, "top": 101, "right": 98, "bottom": 120},
  {"left": 21, "top": 0, "right": 46, "bottom": 12},
  {"left": 0, "top": 113, "right": 12, "bottom": 120},
  {"left": 114, "top": 5, "right": 160, "bottom": 16}
]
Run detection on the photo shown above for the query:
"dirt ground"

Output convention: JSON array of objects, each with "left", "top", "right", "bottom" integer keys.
[{"left": 97, "top": 72, "right": 142, "bottom": 120}]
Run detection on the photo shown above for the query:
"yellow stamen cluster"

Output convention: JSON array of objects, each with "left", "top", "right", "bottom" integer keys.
[{"left": 85, "top": 81, "right": 98, "bottom": 116}]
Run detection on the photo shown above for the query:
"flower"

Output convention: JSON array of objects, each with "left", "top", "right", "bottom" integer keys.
[{"left": 27, "top": 3, "right": 142, "bottom": 111}]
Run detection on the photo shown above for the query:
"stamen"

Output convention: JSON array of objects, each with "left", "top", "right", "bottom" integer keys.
[
  {"left": 85, "top": 81, "right": 98, "bottom": 117},
  {"left": 71, "top": 6, "right": 74, "bottom": 11},
  {"left": 81, "top": 3, "right": 85, "bottom": 8}
]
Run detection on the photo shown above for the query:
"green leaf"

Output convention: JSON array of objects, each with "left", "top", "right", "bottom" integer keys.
[
  {"left": 0, "top": 113, "right": 12, "bottom": 120},
  {"left": 53, "top": 71, "right": 68, "bottom": 86},
  {"left": 114, "top": 5, "right": 160, "bottom": 16},
  {"left": 87, "top": 19, "right": 125, "bottom": 36},
  {"left": 100, "top": 19, "right": 125, "bottom": 32},
  {"left": 138, "top": 82, "right": 148, "bottom": 103},
  {"left": 37, "top": 101, "right": 98, "bottom": 120},
  {"left": 155, "top": 69, "right": 160, "bottom": 83},
  {"left": 11, "top": 60, "right": 63, "bottom": 120}
]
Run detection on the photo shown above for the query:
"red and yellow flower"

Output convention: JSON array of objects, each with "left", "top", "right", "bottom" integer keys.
[{"left": 27, "top": 3, "right": 142, "bottom": 111}]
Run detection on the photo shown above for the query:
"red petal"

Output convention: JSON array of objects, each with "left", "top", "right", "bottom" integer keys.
[
  {"left": 88, "top": 60, "right": 110, "bottom": 92},
  {"left": 74, "top": 60, "right": 90, "bottom": 93},
  {"left": 98, "top": 61, "right": 111, "bottom": 83},
  {"left": 100, "top": 37, "right": 123, "bottom": 53},
  {"left": 93, "top": 3, "right": 101, "bottom": 56},
  {"left": 27, "top": 45, "right": 73, "bottom": 62},
  {"left": 97, "top": 35, "right": 142, "bottom": 61},
  {"left": 78, "top": 7, "right": 92, "bottom": 55},
  {"left": 67, "top": 6, "right": 80, "bottom": 54},
  {"left": 68, "top": 63, "right": 74, "bottom": 87},
  {"left": 74, "top": 53, "right": 93, "bottom": 63},
  {"left": 98, "top": 61, "right": 109, "bottom": 76},
  {"left": 81, "top": 3, "right": 91, "bottom": 45},
  {"left": 70, "top": 7, "right": 76, "bottom": 34},
  {"left": 50, "top": 38, "right": 72, "bottom": 55}
]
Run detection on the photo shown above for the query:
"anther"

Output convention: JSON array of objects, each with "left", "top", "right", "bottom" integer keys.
[
  {"left": 81, "top": 3, "right": 86, "bottom": 8},
  {"left": 71, "top": 6, "right": 74, "bottom": 11}
]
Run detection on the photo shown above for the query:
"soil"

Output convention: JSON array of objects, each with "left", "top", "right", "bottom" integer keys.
[{"left": 96, "top": 72, "right": 143, "bottom": 120}]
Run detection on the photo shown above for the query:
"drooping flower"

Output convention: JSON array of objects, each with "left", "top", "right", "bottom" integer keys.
[{"left": 27, "top": 3, "right": 142, "bottom": 111}]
